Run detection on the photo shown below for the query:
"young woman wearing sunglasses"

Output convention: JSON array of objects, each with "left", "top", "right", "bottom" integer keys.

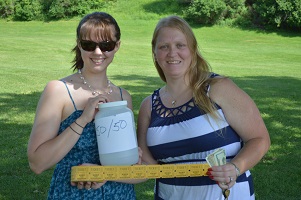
[{"left": 27, "top": 12, "right": 140, "bottom": 199}]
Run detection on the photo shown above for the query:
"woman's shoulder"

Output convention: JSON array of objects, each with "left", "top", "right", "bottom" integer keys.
[
  {"left": 209, "top": 76, "right": 251, "bottom": 108},
  {"left": 42, "top": 75, "right": 77, "bottom": 100},
  {"left": 139, "top": 95, "right": 152, "bottom": 109},
  {"left": 117, "top": 87, "right": 131, "bottom": 101},
  {"left": 209, "top": 76, "right": 236, "bottom": 95},
  {"left": 211, "top": 75, "right": 236, "bottom": 89},
  {"left": 43, "top": 80, "right": 66, "bottom": 93}
]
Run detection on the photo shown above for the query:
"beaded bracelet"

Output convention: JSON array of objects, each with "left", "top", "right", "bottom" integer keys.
[
  {"left": 74, "top": 120, "right": 84, "bottom": 128},
  {"left": 229, "top": 162, "right": 240, "bottom": 177},
  {"left": 70, "top": 126, "right": 82, "bottom": 136}
]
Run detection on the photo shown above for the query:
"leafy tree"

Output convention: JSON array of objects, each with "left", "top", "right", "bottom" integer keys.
[
  {"left": 183, "top": 0, "right": 227, "bottom": 24},
  {"left": 252, "top": 0, "right": 301, "bottom": 29},
  {"left": 14, "top": 0, "right": 42, "bottom": 21}
]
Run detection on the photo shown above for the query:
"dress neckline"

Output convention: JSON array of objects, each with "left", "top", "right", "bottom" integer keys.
[{"left": 154, "top": 89, "right": 195, "bottom": 118}]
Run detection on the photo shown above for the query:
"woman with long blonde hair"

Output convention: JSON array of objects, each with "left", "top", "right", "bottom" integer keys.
[{"left": 137, "top": 15, "right": 270, "bottom": 200}]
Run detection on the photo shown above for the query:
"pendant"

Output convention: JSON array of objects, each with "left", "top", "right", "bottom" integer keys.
[{"left": 223, "top": 189, "right": 230, "bottom": 200}]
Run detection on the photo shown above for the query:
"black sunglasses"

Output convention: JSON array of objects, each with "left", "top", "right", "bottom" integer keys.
[{"left": 80, "top": 40, "right": 117, "bottom": 52}]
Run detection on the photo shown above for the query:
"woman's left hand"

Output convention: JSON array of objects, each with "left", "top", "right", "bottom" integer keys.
[
  {"left": 72, "top": 180, "right": 107, "bottom": 190},
  {"left": 207, "top": 163, "right": 237, "bottom": 190},
  {"left": 71, "top": 163, "right": 107, "bottom": 190}
]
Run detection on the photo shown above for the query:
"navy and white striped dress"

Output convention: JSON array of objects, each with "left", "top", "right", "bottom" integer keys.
[{"left": 147, "top": 88, "right": 255, "bottom": 200}]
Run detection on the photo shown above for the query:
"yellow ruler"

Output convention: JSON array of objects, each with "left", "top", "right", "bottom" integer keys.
[{"left": 71, "top": 164, "right": 210, "bottom": 182}]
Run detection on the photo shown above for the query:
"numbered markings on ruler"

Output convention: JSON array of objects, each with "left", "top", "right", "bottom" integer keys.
[
  {"left": 146, "top": 165, "right": 161, "bottom": 178},
  {"left": 71, "top": 164, "right": 210, "bottom": 182},
  {"left": 175, "top": 164, "right": 188, "bottom": 177}
]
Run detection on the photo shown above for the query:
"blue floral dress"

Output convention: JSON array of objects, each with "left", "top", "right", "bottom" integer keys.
[{"left": 47, "top": 82, "right": 136, "bottom": 200}]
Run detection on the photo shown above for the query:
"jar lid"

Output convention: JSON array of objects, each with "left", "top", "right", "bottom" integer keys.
[{"left": 98, "top": 100, "right": 127, "bottom": 109}]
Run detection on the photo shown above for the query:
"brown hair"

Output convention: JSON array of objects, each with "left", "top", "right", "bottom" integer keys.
[
  {"left": 71, "top": 12, "right": 121, "bottom": 71},
  {"left": 151, "top": 16, "right": 222, "bottom": 118}
]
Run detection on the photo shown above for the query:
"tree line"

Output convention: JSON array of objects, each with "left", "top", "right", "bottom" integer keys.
[{"left": 0, "top": 0, "right": 300, "bottom": 31}]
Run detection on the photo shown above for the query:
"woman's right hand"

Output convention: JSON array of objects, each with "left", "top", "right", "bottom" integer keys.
[{"left": 78, "top": 94, "right": 110, "bottom": 125}]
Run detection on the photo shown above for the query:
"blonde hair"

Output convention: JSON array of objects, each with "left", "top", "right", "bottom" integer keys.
[{"left": 151, "top": 16, "right": 223, "bottom": 119}]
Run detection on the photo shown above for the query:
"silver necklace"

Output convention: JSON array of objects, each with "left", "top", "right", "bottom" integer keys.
[
  {"left": 165, "top": 87, "right": 177, "bottom": 107},
  {"left": 78, "top": 69, "right": 112, "bottom": 96}
]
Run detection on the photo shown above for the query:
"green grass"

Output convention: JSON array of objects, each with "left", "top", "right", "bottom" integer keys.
[{"left": 0, "top": 1, "right": 301, "bottom": 199}]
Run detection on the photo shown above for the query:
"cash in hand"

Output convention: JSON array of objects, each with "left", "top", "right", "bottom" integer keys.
[{"left": 206, "top": 148, "right": 230, "bottom": 200}]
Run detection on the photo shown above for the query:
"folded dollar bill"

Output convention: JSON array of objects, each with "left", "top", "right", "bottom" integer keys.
[{"left": 205, "top": 148, "right": 226, "bottom": 167}]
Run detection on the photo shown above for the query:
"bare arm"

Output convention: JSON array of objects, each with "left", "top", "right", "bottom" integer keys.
[
  {"left": 137, "top": 96, "right": 158, "bottom": 165},
  {"left": 27, "top": 81, "right": 80, "bottom": 174},
  {"left": 27, "top": 80, "right": 105, "bottom": 174},
  {"left": 209, "top": 78, "right": 270, "bottom": 188}
]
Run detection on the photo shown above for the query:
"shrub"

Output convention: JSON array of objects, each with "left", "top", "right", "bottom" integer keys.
[
  {"left": 0, "top": 0, "right": 14, "bottom": 19},
  {"left": 224, "top": 0, "right": 246, "bottom": 19},
  {"left": 45, "top": 0, "right": 105, "bottom": 20},
  {"left": 183, "top": 0, "right": 227, "bottom": 25},
  {"left": 14, "top": 0, "right": 42, "bottom": 21},
  {"left": 252, "top": 0, "right": 301, "bottom": 29},
  {"left": 0, "top": 0, "right": 107, "bottom": 21},
  {"left": 183, "top": 0, "right": 247, "bottom": 25}
]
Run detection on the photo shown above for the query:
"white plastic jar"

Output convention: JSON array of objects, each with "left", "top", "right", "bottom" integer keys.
[{"left": 94, "top": 100, "right": 139, "bottom": 166}]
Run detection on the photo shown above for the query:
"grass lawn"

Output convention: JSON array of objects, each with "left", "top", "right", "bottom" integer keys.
[{"left": 0, "top": 1, "right": 300, "bottom": 199}]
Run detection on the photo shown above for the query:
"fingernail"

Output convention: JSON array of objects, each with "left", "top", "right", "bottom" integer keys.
[
  {"left": 206, "top": 171, "right": 211, "bottom": 176},
  {"left": 208, "top": 168, "right": 212, "bottom": 171},
  {"left": 209, "top": 175, "right": 214, "bottom": 180}
]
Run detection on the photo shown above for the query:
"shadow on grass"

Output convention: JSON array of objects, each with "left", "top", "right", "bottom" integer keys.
[
  {"left": 232, "top": 25, "right": 301, "bottom": 38},
  {"left": 0, "top": 91, "right": 53, "bottom": 199},
  {"left": 0, "top": 75, "right": 300, "bottom": 199},
  {"left": 111, "top": 74, "right": 163, "bottom": 114},
  {"left": 229, "top": 76, "right": 301, "bottom": 199}
]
